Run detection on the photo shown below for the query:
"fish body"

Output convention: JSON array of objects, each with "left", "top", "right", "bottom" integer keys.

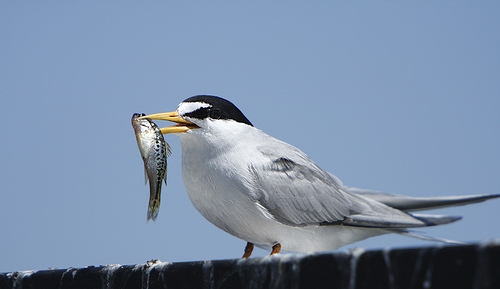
[{"left": 131, "top": 113, "right": 171, "bottom": 222}]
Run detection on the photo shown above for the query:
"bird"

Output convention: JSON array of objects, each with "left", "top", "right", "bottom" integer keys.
[{"left": 141, "top": 95, "right": 500, "bottom": 258}]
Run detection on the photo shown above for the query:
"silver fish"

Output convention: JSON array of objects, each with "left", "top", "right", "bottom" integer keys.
[{"left": 131, "top": 113, "right": 171, "bottom": 222}]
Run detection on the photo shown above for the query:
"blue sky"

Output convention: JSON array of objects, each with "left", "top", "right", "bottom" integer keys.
[{"left": 1, "top": 2, "right": 499, "bottom": 272}]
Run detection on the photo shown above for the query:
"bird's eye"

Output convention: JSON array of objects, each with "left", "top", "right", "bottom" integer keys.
[{"left": 210, "top": 109, "right": 221, "bottom": 119}]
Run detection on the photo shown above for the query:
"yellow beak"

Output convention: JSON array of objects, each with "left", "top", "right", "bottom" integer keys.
[{"left": 139, "top": 111, "right": 198, "bottom": 134}]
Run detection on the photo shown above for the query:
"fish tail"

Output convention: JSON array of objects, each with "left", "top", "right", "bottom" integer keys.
[{"left": 147, "top": 184, "right": 161, "bottom": 222}]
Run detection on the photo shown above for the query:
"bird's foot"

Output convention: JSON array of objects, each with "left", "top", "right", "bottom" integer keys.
[
  {"left": 242, "top": 242, "right": 254, "bottom": 258},
  {"left": 270, "top": 243, "right": 281, "bottom": 255}
]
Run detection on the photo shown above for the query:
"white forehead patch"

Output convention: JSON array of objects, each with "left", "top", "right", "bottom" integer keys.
[{"left": 177, "top": 101, "right": 212, "bottom": 115}]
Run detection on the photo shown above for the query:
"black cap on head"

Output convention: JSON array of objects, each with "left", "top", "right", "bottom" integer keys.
[{"left": 182, "top": 95, "right": 253, "bottom": 126}]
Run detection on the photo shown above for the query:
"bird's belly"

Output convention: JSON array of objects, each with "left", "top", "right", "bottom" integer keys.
[
  {"left": 180, "top": 141, "right": 386, "bottom": 253},
  {"left": 183, "top": 169, "right": 386, "bottom": 252},
  {"left": 183, "top": 170, "right": 273, "bottom": 243}
]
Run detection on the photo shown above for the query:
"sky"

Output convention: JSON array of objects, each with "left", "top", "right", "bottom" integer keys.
[{"left": 1, "top": 2, "right": 499, "bottom": 273}]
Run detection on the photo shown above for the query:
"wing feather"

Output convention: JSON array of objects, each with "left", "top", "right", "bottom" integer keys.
[{"left": 248, "top": 146, "right": 426, "bottom": 228}]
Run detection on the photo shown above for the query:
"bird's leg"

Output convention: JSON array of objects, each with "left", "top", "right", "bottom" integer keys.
[
  {"left": 242, "top": 242, "right": 254, "bottom": 258},
  {"left": 270, "top": 243, "right": 281, "bottom": 255}
]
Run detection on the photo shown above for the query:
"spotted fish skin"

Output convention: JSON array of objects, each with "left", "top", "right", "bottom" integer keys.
[{"left": 131, "top": 113, "right": 171, "bottom": 222}]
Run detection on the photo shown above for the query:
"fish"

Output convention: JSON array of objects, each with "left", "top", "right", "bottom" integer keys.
[{"left": 131, "top": 113, "right": 172, "bottom": 222}]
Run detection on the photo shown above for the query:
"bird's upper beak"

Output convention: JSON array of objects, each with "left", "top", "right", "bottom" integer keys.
[{"left": 139, "top": 111, "right": 198, "bottom": 134}]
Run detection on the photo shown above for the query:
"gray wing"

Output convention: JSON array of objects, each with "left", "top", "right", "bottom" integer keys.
[{"left": 248, "top": 146, "right": 431, "bottom": 228}]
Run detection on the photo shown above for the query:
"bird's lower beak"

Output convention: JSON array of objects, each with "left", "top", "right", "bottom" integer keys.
[{"left": 139, "top": 111, "right": 198, "bottom": 134}]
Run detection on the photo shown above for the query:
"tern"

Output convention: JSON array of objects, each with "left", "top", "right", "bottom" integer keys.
[{"left": 142, "top": 95, "right": 499, "bottom": 257}]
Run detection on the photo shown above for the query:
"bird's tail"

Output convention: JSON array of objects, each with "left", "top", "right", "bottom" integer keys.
[
  {"left": 394, "top": 230, "right": 468, "bottom": 245},
  {"left": 348, "top": 188, "right": 500, "bottom": 212},
  {"left": 387, "top": 213, "right": 467, "bottom": 245}
]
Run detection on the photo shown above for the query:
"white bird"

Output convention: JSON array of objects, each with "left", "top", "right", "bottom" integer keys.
[{"left": 142, "top": 95, "right": 499, "bottom": 257}]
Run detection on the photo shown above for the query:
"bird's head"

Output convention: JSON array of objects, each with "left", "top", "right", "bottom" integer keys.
[{"left": 141, "top": 95, "right": 253, "bottom": 135}]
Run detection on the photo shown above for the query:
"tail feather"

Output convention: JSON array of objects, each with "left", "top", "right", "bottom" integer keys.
[
  {"left": 394, "top": 230, "right": 469, "bottom": 245},
  {"left": 349, "top": 188, "right": 500, "bottom": 212}
]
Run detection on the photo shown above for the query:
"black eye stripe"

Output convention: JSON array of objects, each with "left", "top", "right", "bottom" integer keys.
[
  {"left": 184, "top": 107, "right": 221, "bottom": 119},
  {"left": 185, "top": 107, "right": 210, "bottom": 119}
]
